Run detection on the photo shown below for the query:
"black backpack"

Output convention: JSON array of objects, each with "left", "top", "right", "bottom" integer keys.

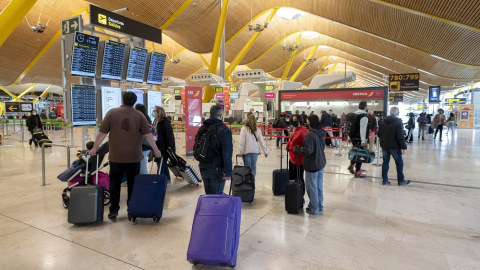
[
  {"left": 193, "top": 123, "right": 222, "bottom": 163},
  {"left": 345, "top": 112, "right": 367, "bottom": 139}
]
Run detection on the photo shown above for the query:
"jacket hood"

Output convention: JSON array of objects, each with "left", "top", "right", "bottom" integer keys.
[
  {"left": 294, "top": 125, "right": 308, "bottom": 132},
  {"left": 383, "top": 115, "right": 399, "bottom": 124},
  {"left": 310, "top": 128, "right": 327, "bottom": 137},
  {"left": 203, "top": 117, "right": 223, "bottom": 125}
]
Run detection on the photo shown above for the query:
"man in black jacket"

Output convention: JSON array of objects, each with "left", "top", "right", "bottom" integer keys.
[
  {"left": 26, "top": 109, "right": 42, "bottom": 146},
  {"left": 293, "top": 114, "right": 327, "bottom": 215},
  {"left": 196, "top": 105, "right": 233, "bottom": 194},
  {"left": 378, "top": 106, "right": 410, "bottom": 186},
  {"left": 320, "top": 110, "right": 337, "bottom": 148}
]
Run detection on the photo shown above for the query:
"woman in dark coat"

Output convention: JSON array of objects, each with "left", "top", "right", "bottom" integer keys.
[
  {"left": 26, "top": 109, "right": 43, "bottom": 146},
  {"left": 154, "top": 106, "right": 176, "bottom": 185}
]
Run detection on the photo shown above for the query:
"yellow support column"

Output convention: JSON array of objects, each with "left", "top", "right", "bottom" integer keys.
[
  {"left": 0, "top": 0, "right": 38, "bottom": 47},
  {"left": 281, "top": 33, "right": 302, "bottom": 81},
  {"left": 16, "top": 83, "right": 37, "bottom": 99},
  {"left": 160, "top": 0, "right": 193, "bottom": 30},
  {"left": 33, "top": 84, "right": 52, "bottom": 103},
  {"left": 224, "top": 8, "right": 278, "bottom": 79},
  {"left": 0, "top": 86, "right": 24, "bottom": 102},
  {"left": 289, "top": 46, "right": 319, "bottom": 82}
]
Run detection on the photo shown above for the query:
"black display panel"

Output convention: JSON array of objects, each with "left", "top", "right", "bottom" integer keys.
[
  {"left": 101, "top": 39, "right": 126, "bottom": 80},
  {"left": 429, "top": 86, "right": 441, "bottom": 103},
  {"left": 71, "top": 84, "right": 96, "bottom": 126},
  {"left": 71, "top": 32, "right": 99, "bottom": 77},
  {"left": 146, "top": 51, "right": 167, "bottom": 85},
  {"left": 125, "top": 46, "right": 148, "bottom": 83}
]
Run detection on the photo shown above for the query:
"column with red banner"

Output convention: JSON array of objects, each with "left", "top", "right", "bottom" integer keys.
[
  {"left": 224, "top": 87, "right": 230, "bottom": 115},
  {"left": 184, "top": 87, "right": 203, "bottom": 155}
]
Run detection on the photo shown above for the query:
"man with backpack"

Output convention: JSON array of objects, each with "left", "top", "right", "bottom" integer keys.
[
  {"left": 346, "top": 101, "right": 369, "bottom": 178},
  {"left": 194, "top": 105, "right": 233, "bottom": 194}
]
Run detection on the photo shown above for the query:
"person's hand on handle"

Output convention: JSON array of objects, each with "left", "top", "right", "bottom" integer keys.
[
  {"left": 89, "top": 148, "right": 98, "bottom": 157},
  {"left": 154, "top": 149, "right": 162, "bottom": 158},
  {"left": 402, "top": 149, "right": 406, "bottom": 155},
  {"left": 265, "top": 153, "right": 269, "bottom": 158}
]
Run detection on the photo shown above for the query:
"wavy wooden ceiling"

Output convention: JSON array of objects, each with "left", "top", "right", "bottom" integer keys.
[{"left": 1, "top": 0, "right": 480, "bottom": 102}]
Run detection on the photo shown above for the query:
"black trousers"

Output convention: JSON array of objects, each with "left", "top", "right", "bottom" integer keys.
[
  {"left": 109, "top": 162, "right": 140, "bottom": 213},
  {"left": 435, "top": 124, "right": 444, "bottom": 140}
]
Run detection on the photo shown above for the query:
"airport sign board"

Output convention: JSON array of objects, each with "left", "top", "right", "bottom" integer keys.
[
  {"left": 389, "top": 73, "right": 419, "bottom": 91},
  {"left": 61, "top": 16, "right": 81, "bottom": 35}
]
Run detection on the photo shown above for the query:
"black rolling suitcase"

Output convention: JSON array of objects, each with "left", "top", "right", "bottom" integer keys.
[
  {"left": 272, "top": 143, "right": 290, "bottom": 196},
  {"left": 285, "top": 153, "right": 305, "bottom": 214},
  {"left": 33, "top": 128, "right": 52, "bottom": 147},
  {"left": 232, "top": 156, "right": 255, "bottom": 203},
  {"left": 68, "top": 154, "right": 104, "bottom": 225}
]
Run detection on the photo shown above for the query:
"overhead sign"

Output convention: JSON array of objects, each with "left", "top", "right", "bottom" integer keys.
[
  {"left": 215, "top": 87, "right": 224, "bottom": 93},
  {"left": 61, "top": 16, "right": 81, "bottom": 35},
  {"left": 389, "top": 92, "right": 403, "bottom": 103},
  {"left": 418, "top": 104, "right": 426, "bottom": 110},
  {"left": 174, "top": 89, "right": 181, "bottom": 94},
  {"left": 429, "top": 86, "right": 441, "bottom": 103},
  {"left": 281, "top": 89, "right": 385, "bottom": 101},
  {"left": 89, "top": 4, "right": 162, "bottom": 44},
  {"left": 230, "top": 93, "right": 239, "bottom": 99},
  {"left": 215, "top": 94, "right": 225, "bottom": 100},
  {"left": 229, "top": 86, "right": 238, "bottom": 93},
  {"left": 71, "top": 32, "right": 99, "bottom": 77},
  {"left": 5, "top": 102, "right": 20, "bottom": 113},
  {"left": 265, "top": 92, "right": 275, "bottom": 99},
  {"left": 21, "top": 102, "right": 33, "bottom": 112},
  {"left": 389, "top": 73, "right": 419, "bottom": 91},
  {"left": 265, "top": 85, "right": 274, "bottom": 91},
  {"left": 445, "top": 98, "right": 466, "bottom": 105}
]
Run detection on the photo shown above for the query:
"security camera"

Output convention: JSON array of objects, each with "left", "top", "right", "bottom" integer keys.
[{"left": 31, "top": 24, "right": 47, "bottom": 33}]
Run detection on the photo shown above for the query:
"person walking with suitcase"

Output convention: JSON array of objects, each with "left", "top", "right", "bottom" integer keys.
[
  {"left": 26, "top": 109, "right": 42, "bottom": 146},
  {"left": 433, "top": 109, "right": 446, "bottom": 141},
  {"left": 135, "top": 104, "right": 156, "bottom": 175},
  {"left": 195, "top": 105, "right": 233, "bottom": 194},
  {"left": 378, "top": 107, "right": 410, "bottom": 186},
  {"left": 89, "top": 92, "right": 162, "bottom": 220},
  {"left": 286, "top": 114, "right": 307, "bottom": 182},
  {"left": 417, "top": 112, "right": 427, "bottom": 140},
  {"left": 293, "top": 114, "right": 327, "bottom": 215},
  {"left": 153, "top": 106, "right": 176, "bottom": 186},
  {"left": 347, "top": 101, "right": 369, "bottom": 178},
  {"left": 237, "top": 114, "right": 268, "bottom": 178}
]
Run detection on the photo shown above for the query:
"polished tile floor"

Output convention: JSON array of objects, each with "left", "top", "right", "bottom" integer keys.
[{"left": 1, "top": 126, "right": 479, "bottom": 270}]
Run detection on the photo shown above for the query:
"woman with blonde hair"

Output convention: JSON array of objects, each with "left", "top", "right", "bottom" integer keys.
[
  {"left": 154, "top": 106, "right": 176, "bottom": 185},
  {"left": 238, "top": 114, "right": 268, "bottom": 178}
]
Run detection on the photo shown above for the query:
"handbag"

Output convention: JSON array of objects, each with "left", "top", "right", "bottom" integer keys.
[{"left": 405, "top": 124, "right": 411, "bottom": 129}]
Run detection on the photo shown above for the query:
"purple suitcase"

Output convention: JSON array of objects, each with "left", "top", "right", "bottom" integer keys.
[{"left": 187, "top": 183, "right": 242, "bottom": 267}]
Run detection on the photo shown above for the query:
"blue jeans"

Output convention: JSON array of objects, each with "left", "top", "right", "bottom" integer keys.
[
  {"left": 200, "top": 168, "right": 226, "bottom": 194},
  {"left": 305, "top": 168, "right": 324, "bottom": 215},
  {"left": 140, "top": 150, "right": 150, "bottom": 174},
  {"left": 276, "top": 132, "right": 283, "bottom": 147},
  {"left": 382, "top": 148, "right": 405, "bottom": 184},
  {"left": 242, "top": 153, "right": 259, "bottom": 178}
]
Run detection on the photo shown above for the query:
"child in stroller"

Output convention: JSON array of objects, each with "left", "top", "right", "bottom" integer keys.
[{"left": 57, "top": 142, "right": 110, "bottom": 208}]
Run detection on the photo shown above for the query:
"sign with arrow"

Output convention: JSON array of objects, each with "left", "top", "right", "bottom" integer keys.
[
  {"left": 5, "top": 102, "right": 20, "bottom": 115},
  {"left": 61, "top": 16, "right": 82, "bottom": 35}
]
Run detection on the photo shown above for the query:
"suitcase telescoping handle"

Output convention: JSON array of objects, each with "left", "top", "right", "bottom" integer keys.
[
  {"left": 280, "top": 142, "right": 289, "bottom": 171},
  {"left": 216, "top": 174, "right": 232, "bottom": 195},
  {"left": 84, "top": 153, "right": 100, "bottom": 185},
  {"left": 150, "top": 157, "right": 164, "bottom": 175}
]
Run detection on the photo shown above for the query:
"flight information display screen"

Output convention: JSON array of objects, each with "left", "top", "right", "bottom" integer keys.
[
  {"left": 71, "top": 32, "right": 99, "bottom": 77},
  {"left": 101, "top": 39, "right": 126, "bottom": 80},
  {"left": 126, "top": 46, "right": 148, "bottom": 83},
  {"left": 71, "top": 84, "right": 96, "bottom": 126},
  {"left": 146, "top": 51, "right": 167, "bottom": 85}
]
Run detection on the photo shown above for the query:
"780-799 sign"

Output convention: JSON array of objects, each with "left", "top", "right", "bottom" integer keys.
[{"left": 389, "top": 73, "right": 419, "bottom": 91}]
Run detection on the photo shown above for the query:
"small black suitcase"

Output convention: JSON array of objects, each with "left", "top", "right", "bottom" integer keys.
[
  {"left": 272, "top": 143, "right": 290, "bottom": 196},
  {"left": 232, "top": 156, "right": 255, "bottom": 203},
  {"left": 285, "top": 153, "right": 305, "bottom": 214},
  {"left": 68, "top": 155, "right": 104, "bottom": 225}
]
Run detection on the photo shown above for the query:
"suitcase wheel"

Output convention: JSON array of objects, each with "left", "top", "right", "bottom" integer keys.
[
  {"left": 153, "top": 214, "right": 160, "bottom": 223},
  {"left": 192, "top": 262, "right": 198, "bottom": 265},
  {"left": 103, "top": 190, "right": 110, "bottom": 206},
  {"left": 62, "top": 194, "right": 69, "bottom": 209}
]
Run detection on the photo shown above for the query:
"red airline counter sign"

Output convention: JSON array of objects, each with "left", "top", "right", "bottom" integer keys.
[{"left": 280, "top": 89, "right": 385, "bottom": 101}]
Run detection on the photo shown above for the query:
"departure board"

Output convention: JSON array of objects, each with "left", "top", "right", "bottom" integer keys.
[
  {"left": 71, "top": 84, "right": 96, "bottom": 126},
  {"left": 71, "top": 32, "right": 99, "bottom": 77},
  {"left": 146, "top": 51, "right": 167, "bottom": 85},
  {"left": 101, "top": 39, "right": 126, "bottom": 80},
  {"left": 126, "top": 46, "right": 148, "bottom": 83}
]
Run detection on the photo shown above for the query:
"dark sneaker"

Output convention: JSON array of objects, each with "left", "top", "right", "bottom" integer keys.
[
  {"left": 355, "top": 171, "right": 366, "bottom": 178},
  {"left": 108, "top": 212, "right": 118, "bottom": 219},
  {"left": 398, "top": 180, "right": 411, "bottom": 186},
  {"left": 382, "top": 181, "right": 391, "bottom": 186},
  {"left": 348, "top": 165, "right": 355, "bottom": 174}
]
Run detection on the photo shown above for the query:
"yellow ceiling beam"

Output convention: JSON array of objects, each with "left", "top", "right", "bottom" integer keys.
[
  {"left": 208, "top": 0, "right": 230, "bottom": 77},
  {"left": 33, "top": 84, "right": 53, "bottom": 103},
  {"left": 225, "top": 8, "right": 278, "bottom": 79},
  {"left": 289, "top": 46, "right": 319, "bottom": 82},
  {"left": 281, "top": 33, "right": 302, "bottom": 81},
  {"left": 197, "top": 54, "right": 210, "bottom": 69},
  {"left": 318, "top": 56, "right": 330, "bottom": 75},
  {"left": 328, "top": 63, "right": 338, "bottom": 74},
  {"left": 16, "top": 83, "right": 38, "bottom": 99},
  {"left": 0, "top": 0, "right": 38, "bottom": 48},
  {"left": 9, "top": 7, "right": 88, "bottom": 85},
  {"left": 160, "top": 0, "right": 193, "bottom": 30},
  {"left": 0, "top": 86, "right": 24, "bottom": 102}
]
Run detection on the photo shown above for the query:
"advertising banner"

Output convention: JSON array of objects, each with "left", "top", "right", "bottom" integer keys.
[
  {"left": 280, "top": 89, "right": 385, "bottom": 101},
  {"left": 101, "top": 87, "right": 122, "bottom": 119},
  {"left": 429, "top": 86, "right": 441, "bottom": 103},
  {"left": 265, "top": 92, "right": 275, "bottom": 99},
  {"left": 458, "top": 104, "right": 474, "bottom": 128},
  {"left": 184, "top": 87, "right": 202, "bottom": 155},
  {"left": 389, "top": 73, "right": 419, "bottom": 91},
  {"left": 56, "top": 103, "right": 64, "bottom": 118},
  {"left": 147, "top": 90, "right": 162, "bottom": 121},
  {"left": 445, "top": 98, "right": 466, "bottom": 105},
  {"left": 215, "top": 94, "right": 225, "bottom": 100},
  {"left": 230, "top": 93, "right": 239, "bottom": 99}
]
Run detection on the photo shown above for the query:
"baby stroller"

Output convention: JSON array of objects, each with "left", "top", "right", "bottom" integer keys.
[{"left": 57, "top": 142, "right": 110, "bottom": 208}]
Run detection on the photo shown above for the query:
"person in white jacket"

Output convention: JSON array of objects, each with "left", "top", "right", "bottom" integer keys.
[{"left": 238, "top": 114, "right": 268, "bottom": 178}]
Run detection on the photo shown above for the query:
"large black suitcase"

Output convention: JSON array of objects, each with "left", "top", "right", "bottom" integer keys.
[
  {"left": 33, "top": 128, "right": 52, "bottom": 147},
  {"left": 272, "top": 143, "right": 289, "bottom": 196},
  {"left": 68, "top": 155, "right": 104, "bottom": 225},
  {"left": 285, "top": 153, "right": 305, "bottom": 214},
  {"left": 232, "top": 156, "right": 255, "bottom": 203}
]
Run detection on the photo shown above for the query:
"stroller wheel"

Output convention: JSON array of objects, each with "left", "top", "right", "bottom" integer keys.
[
  {"left": 62, "top": 194, "right": 69, "bottom": 209},
  {"left": 103, "top": 190, "right": 110, "bottom": 206}
]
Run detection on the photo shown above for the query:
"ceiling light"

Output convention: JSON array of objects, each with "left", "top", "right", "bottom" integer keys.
[
  {"left": 301, "top": 31, "right": 320, "bottom": 39},
  {"left": 277, "top": 8, "right": 305, "bottom": 21},
  {"left": 318, "top": 45, "right": 330, "bottom": 51}
]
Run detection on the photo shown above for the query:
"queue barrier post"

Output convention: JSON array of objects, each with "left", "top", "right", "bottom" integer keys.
[
  {"left": 41, "top": 143, "right": 71, "bottom": 186},
  {"left": 335, "top": 128, "right": 343, "bottom": 157},
  {"left": 372, "top": 132, "right": 382, "bottom": 167}
]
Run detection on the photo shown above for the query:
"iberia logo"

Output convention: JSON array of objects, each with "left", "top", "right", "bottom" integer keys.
[
  {"left": 368, "top": 92, "right": 374, "bottom": 97},
  {"left": 193, "top": 92, "right": 200, "bottom": 97},
  {"left": 98, "top": 14, "right": 107, "bottom": 25},
  {"left": 307, "top": 106, "right": 311, "bottom": 110}
]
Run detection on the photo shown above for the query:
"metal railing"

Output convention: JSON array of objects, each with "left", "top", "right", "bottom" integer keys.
[{"left": 41, "top": 143, "right": 71, "bottom": 186}]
